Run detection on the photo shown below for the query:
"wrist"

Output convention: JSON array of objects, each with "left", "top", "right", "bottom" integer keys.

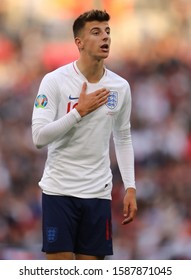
[
  {"left": 125, "top": 187, "right": 136, "bottom": 194},
  {"left": 75, "top": 105, "right": 86, "bottom": 117}
]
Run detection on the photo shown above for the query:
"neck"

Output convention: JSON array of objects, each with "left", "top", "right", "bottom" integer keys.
[{"left": 76, "top": 57, "right": 105, "bottom": 83}]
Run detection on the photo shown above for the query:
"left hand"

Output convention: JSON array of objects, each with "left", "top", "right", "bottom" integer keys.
[{"left": 122, "top": 187, "right": 137, "bottom": 225}]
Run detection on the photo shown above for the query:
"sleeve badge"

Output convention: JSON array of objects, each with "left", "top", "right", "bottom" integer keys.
[{"left": 35, "top": 94, "right": 48, "bottom": 108}]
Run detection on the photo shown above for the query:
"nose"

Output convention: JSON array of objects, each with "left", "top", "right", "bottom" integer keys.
[{"left": 103, "top": 31, "right": 110, "bottom": 41}]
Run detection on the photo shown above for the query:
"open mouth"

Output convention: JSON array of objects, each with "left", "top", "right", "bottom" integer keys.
[{"left": 100, "top": 44, "right": 109, "bottom": 52}]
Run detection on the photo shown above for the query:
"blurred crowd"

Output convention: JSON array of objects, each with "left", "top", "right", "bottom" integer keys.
[
  {"left": 110, "top": 55, "right": 191, "bottom": 260},
  {"left": 0, "top": 0, "right": 191, "bottom": 259}
]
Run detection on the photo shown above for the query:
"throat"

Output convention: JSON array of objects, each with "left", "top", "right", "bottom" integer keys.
[
  {"left": 85, "top": 69, "right": 105, "bottom": 83},
  {"left": 76, "top": 59, "right": 105, "bottom": 83}
]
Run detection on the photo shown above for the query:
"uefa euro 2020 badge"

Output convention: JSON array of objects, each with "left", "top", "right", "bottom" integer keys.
[
  {"left": 35, "top": 94, "right": 48, "bottom": 108},
  {"left": 105, "top": 91, "right": 118, "bottom": 110}
]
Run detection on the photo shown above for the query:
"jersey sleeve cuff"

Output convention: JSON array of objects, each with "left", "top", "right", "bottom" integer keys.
[
  {"left": 125, "top": 185, "right": 136, "bottom": 190},
  {"left": 72, "top": 108, "right": 82, "bottom": 122}
]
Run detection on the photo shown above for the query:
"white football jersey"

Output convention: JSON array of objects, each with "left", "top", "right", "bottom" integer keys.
[{"left": 32, "top": 61, "right": 135, "bottom": 199}]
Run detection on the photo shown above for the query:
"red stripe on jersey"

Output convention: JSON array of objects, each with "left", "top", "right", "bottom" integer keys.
[
  {"left": 73, "top": 62, "right": 79, "bottom": 75},
  {"left": 106, "top": 218, "right": 110, "bottom": 240}
]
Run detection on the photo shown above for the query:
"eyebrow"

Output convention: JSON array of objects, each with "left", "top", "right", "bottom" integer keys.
[{"left": 90, "top": 26, "right": 110, "bottom": 32}]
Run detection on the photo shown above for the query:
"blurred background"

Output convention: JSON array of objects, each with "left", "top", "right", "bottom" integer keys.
[{"left": 0, "top": 0, "right": 191, "bottom": 260}]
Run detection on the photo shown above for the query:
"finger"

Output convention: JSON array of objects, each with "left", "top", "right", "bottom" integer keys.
[
  {"left": 97, "top": 91, "right": 110, "bottom": 102},
  {"left": 95, "top": 88, "right": 109, "bottom": 96},
  {"left": 122, "top": 201, "right": 135, "bottom": 224},
  {"left": 122, "top": 216, "right": 133, "bottom": 225},
  {"left": 122, "top": 209, "right": 134, "bottom": 225},
  {"left": 123, "top": 203, "right": 129, "bottom": 217},
  {"left": 81, "top": 82, "right": 87, "bottom": 94},
  {"left": 122, "top": 205, "right": 137, "bottom": 225}
]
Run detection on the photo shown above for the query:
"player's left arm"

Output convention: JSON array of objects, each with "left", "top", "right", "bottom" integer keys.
[{"left": 113, "top": 82, "right": 137, "bottom": 224}]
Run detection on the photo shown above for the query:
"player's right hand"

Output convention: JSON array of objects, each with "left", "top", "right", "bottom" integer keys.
[{"left": 75, "top": 82, "right": 110, "bottom": 117}]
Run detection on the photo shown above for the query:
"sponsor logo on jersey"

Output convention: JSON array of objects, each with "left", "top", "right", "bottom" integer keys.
[
  {"left": 67, "top": 95, "right": 79, "bottom": 113},
  {"left": 69, "top": 94, "right": 79, "bottom": 100},
  {"left": 106, "top": 91, "right": 118, "bottom": 109},
  {"left": 35, "top": 94, "right": 48, "bottom": 108},
  {"left": 46, "top": 227, "right": 58, "bottom": 243},
  {"left": 67, "top": 101, "right": 78, "bottom": 113}
]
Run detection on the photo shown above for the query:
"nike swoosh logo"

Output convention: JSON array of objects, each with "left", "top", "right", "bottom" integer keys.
[{"left": 69, "top": 95, "right": 79, "bottom": 100}]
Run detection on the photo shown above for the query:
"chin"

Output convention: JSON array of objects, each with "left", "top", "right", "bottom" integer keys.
[
  {"left": 94, "top": 52, "right": 109, "bottom": 61},
  {"left": 101, "top": 52, "right": 110, "bottom": 59}
]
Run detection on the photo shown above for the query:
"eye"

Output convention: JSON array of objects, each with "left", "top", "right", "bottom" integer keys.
[
  {"left": 106, "top": 28, "right": 110, "bottom": 35},
  {"left": 92, "top": 30, "right": 100, "bottom": 35}
]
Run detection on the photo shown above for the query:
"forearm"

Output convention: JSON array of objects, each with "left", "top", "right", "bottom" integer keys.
[{"left": 32, "top": 108, "right": 81, "bottom": 148}]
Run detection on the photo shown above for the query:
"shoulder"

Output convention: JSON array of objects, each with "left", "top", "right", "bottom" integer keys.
[
  {"left": 106, "top": 68, "right": 130, "bottom": 88},
  {"left": 105, "top": 68, "right": 131, "bottom": 95},
  {"left": 42, "top": 62, "right": 74, "bottom": 82}
]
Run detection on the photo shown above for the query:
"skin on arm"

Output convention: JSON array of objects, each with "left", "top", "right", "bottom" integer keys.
[{"left": 122, "top": 188, "right": 137, "bottom": 225}]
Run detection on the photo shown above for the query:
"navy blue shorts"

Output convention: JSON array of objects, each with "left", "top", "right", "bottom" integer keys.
[{"left": 42, "top": 193, "right": 113, "bottom": 256}]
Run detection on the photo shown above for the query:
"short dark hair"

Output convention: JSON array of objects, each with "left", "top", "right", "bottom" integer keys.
[{"left": 73, "top": 9, "right": 110, "bottom": 38}]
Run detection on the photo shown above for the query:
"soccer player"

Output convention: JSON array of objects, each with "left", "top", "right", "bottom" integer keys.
[{"left": 32, "top": 9, "right": 137, "bottom": 260}]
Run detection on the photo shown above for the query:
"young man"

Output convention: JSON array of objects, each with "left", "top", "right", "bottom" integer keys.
[{"left": 32, "top": 9, "right": 137, "bottom": 260}]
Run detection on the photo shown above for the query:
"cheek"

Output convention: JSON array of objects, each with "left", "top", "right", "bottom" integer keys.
[
  {"left": 84, "top": 37, "right": 97, "bottom": 49},
  {"left": 83, "top": 44, "right": 93, "bottom": 54}
]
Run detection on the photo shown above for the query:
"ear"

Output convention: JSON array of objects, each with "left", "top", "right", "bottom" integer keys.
[{"left": 75, "top": 37, "right": 84, "bottom": 51}]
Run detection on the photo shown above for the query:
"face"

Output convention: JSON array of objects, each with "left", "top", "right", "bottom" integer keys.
[{"left": 75, "top": 21, "right": 111, "bottom": 60}]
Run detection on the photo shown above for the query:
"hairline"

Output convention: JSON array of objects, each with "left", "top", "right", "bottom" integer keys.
[{"left": 73, "top": 10, "right": 110, "bottom": 38}]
